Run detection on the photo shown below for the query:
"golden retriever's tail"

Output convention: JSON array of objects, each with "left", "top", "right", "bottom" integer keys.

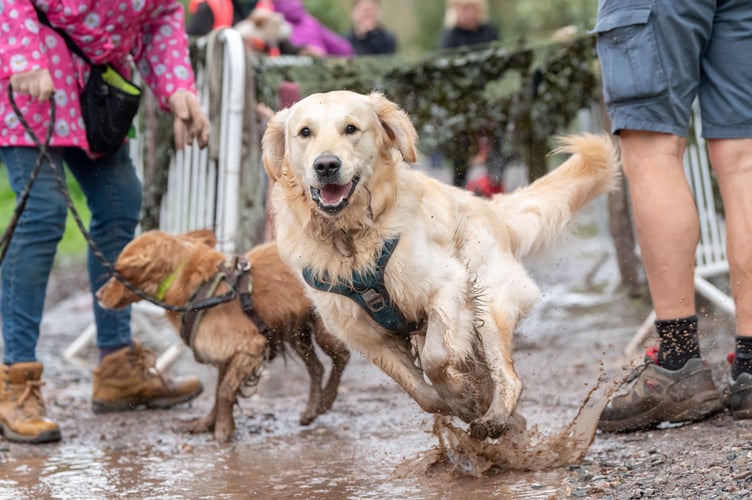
[{"left": 492, "top": 133, "right": 620, "bottom": 258}]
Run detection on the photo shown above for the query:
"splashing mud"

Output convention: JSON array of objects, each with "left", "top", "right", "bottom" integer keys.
[{"left": 397, "top": 377, "right": 615, "bottom": 478}]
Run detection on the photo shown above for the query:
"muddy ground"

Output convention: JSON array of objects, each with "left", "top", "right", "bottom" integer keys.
[{"left": 2, "top": 198, "right": 752, "bottom": 499}]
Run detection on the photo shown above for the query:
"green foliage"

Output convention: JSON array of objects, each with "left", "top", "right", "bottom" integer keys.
[
  {"left": 360, "top": 0, "right": 598, "bottom": 56},
  {"left": 255, "top": 35, "right": 600, "bottom": 179},
  {"left": 503, "top": 0, "right": 597, "bottom": 42},
  {"left": 0, "top": 166, "right": 90, "bottom": 258},
  {"left": 306, "top": 0, "right": 350, "bottom": 34},
  {"left": 410, "top": 2, "right": 447, "bottom": 53}
]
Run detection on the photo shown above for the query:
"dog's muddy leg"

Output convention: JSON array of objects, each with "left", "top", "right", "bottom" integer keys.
[
  {"left": 353, "top": 331, "right": 452, "bottom": 415},
  {"left": 469, "top": 310, "right": 523, "bottom": 440},
  {"left": 289, "top": 326, "right": 325, "bottom": 425},
  {"left": 420, "top": 301, "right": 483, "bottom": 423},
  {"left": 214, "top": 349, "right": 266, "bottom": 443},
  {"left": 184, "top": 364, "right": 227, "bottom": 435},
  {"left": 311, "top": 316, "right": 350, "bottom": 416}
]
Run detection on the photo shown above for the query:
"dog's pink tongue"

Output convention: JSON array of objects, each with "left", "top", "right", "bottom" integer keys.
[{"left": 320, "top": 183, "right": 351, "bottom": 205}]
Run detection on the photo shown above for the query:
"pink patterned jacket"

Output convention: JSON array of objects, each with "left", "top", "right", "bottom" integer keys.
[{"left": 0, "top": 0, "right": 197, "bottom": 152}]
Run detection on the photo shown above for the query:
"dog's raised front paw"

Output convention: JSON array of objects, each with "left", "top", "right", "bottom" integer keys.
[{"left": 468, "top": 411, "right": 527, "bottom": 440}]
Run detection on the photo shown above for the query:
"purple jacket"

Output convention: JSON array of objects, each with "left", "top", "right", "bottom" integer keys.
[{"left": 273, "top": 0, "right": 353, "bottom": 56}]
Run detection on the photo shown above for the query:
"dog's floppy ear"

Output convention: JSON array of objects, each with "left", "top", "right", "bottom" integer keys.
[
  {"left": 262, "top": 108, "right": 290, "bottom": 182},
  {"left": 367, "top": 92, "right": 418, "bottom": 163},
  {"left": 181, "top": 228, "right": 217, "bottom": 247}
]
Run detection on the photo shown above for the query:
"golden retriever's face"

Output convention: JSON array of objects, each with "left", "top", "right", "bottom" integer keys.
[
  {"left": 262, "top": 91, "right": 418, "bottom": 218},
  {"left": 96, "top": 229, "right": 217, "bottom": 309}
]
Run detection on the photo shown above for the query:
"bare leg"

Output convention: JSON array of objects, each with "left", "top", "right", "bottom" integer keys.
[
  {"left": 619, "top": 131, "right": 697, "bottom": 321},
  {"left": 707, "top": 138, "right": 752, "bottom": 335}
]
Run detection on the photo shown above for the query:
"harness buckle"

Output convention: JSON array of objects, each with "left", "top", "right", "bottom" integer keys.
[
  {"left": 238, "top": 258, "right": 251, "bottom": 272},
  {"left": 361, "top": 288, "right": 386, "bottom": 312}
]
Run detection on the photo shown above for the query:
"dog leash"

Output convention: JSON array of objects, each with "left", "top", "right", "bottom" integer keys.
[
  {"left": 5, "top": 84, "right": 238, "bottom": 313},
  {"left": 0, "top": 87, "right": 55, "bottom": 264}
]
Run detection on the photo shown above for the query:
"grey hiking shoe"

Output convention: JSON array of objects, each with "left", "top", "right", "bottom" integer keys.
[
  {"left": 599, "top": 350, "right": 723, "bottom": 433},
  {"left": 724, "top": 353, "right": 752, "bottom": 419},
  {"left": 727, "top": 372, "right": 752, "bottom": 420}
]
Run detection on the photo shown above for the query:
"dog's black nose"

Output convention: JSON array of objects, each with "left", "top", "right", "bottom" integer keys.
[{"left": 314, "top": 154, "right": 341, "bottom": 179}]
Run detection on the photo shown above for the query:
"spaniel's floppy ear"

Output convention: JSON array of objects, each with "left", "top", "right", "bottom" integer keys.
[
  {"left": 262, "top": 108, "right": 290, "bottom": 182},
  {"left": 181, "top": 228, "right": 217, "bottom": 247},
  {"left": 367, "top": 92, "right": 418, "bottom": 163}
]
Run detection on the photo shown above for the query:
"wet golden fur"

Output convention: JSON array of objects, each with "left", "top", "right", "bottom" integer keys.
[
  {"left": 96, "top": 230, "right": 350, "bottom": 442},
  {"left": 262, "top": 90, "right": 619, "bottom": 439}
]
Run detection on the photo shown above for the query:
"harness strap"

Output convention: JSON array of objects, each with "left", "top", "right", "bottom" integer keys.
[
  {"left": 235, "top": 257, "right": 276, "bottom": 347},
  {"left": 302, "top": 236, "right": 423, "bottom": 336},
  {"left": 180, "top": 257, "right": 276, "bottom": 361},
  {"left": 180, "top": 270, "right": 227, "bottom": 362}
]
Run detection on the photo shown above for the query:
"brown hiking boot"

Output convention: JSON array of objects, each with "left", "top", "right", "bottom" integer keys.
[
  {"left": 599, "top": 348, "right": 723, "bottom": 433},
  {"left": 91, "top": 341, "right": 203, "bottom": 413},
  {"left": 0, "top": 363, "right": 61, "bottom": 443}
]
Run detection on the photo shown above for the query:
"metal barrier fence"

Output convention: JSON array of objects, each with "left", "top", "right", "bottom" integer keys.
[{"left": 131, "top": 28, "right": 250, "bottom": 255}]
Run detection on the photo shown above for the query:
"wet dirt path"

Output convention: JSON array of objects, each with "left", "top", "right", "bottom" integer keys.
[{"left": 2, "top": 202, "right": 751, "bottom": 498}]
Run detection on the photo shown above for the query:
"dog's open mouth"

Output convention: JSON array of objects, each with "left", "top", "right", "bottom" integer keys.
[{"left": 310, "top": 176, "right": 359, "bottom": 214}]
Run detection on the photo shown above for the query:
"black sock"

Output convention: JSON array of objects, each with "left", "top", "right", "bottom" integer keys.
[
  {"left": 655, "top": 315, "right": 700, "bottom": 370},
  {"left": 732, "top": 336, "right": 752, "bottom": 380}
]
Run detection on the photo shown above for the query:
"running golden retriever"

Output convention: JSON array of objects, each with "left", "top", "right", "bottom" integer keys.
[
  {"left": 96, "top": 230, "right": 350, "bottom": 442},
  {"left": 262, "top": 90, "right": 619, "bottom": 440}
]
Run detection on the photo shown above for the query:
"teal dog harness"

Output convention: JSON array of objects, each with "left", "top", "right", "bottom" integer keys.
[{"left": 302, "top": 236, "right": 423, "bottom": 336}]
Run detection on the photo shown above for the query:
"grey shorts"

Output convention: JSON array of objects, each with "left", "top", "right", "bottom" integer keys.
[{"left": 594, "top": 0, "right": 752, "bottom": 139}]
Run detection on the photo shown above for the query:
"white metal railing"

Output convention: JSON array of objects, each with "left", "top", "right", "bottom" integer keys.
[{"left": 159, "top": 28, "right": 246, "bottom": 255}]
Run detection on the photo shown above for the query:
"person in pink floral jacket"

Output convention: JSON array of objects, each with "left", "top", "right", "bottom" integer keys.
[{"left": 0, "top": 0, "right": 210, "bottom": 444}]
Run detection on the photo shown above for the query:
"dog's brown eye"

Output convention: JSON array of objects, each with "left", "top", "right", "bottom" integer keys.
[
  {"left": 344, "top": 124, "right": 358, "bottom": 135},
  {"left": 299, "top": 127, "right": 311, "bottom": 137}
]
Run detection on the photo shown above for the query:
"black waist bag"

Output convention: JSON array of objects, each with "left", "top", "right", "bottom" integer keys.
[
  {"left": 35, "top": 7, "right": 142, "bottom": 155},
  {"left": 80, "top": 64, "right": 142, "bottom": 155}
]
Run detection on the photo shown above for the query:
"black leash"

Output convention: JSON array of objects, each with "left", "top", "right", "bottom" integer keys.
[{"left": 5, "top": 84, "right": 237, "bottom": 313}]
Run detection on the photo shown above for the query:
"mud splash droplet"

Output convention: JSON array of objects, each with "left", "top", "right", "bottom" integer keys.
[{"left": 396, "top": 376, "right": 616, "bottom": 478}]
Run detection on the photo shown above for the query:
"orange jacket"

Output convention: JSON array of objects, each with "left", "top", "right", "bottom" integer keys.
[{"left": 188, "top": 0, "right": 234, "bottom": 29}]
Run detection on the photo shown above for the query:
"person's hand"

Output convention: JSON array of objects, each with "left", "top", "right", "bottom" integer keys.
[
  {"left": 168, "top": 89, "right": 210, "bottom": 149},
  {"left": 9, "top": 69, "right": 55, "bottom": 102}
]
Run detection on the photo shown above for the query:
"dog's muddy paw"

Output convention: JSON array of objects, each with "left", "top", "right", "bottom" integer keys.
[
  {"left": 299, "top": 410, "right": 318, "bottom": 426},
  {"left": 469, "top": 412, "right": 527, "bottom": 440},
  {"left": 214, "top": 423, "right": 234, "bottom": 443},
  {"left": 485, "top": 421, "right": 508, "bottom": 440},
  {"left": 468, "top": 417, "right": 511, "bottom": 440},
  {"left": 468, "top": 421, "right": 490, "bottom": 440},
  {"left": 468, "top": 419, "right": 507, "bottom": 440},
  {"left": 180, "top": 416, "right": 214, "bottom": 434}
]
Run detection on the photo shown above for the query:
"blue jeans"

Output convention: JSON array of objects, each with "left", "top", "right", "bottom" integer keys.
[{"left": 1, "top": 145, "right": 142, "bottom": 364}]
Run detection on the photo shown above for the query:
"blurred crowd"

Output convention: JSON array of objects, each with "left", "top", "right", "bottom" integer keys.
[{"left": 186, "top": 0, "right": 504, "bottom": 195}]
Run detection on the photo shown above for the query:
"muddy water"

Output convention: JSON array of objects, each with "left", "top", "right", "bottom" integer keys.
[{"left": 0, "top": 352, "right": 595, "bottom": 499}]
